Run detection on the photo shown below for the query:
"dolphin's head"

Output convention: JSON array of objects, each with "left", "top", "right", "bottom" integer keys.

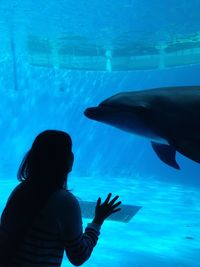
[
  {"left": 84, "top": 92, "right": 158, "bottom": 138},
  {"left": 84, "top": 93, "right": 132, "bottom": 121}
]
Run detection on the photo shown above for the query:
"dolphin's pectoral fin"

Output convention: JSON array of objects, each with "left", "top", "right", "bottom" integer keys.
[
  {"left": 172, "top": 139, "right": 200, "bottom": 164},
  {"left": 151, "top": 141, "right": 180, "bottom": 169}
]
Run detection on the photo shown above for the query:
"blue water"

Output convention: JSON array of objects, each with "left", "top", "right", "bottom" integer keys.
[{"left": 0, "top": 1, "right": 200, "bottom": 266}]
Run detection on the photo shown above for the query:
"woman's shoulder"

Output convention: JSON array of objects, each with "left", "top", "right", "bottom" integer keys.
[
  {"left": 53, "top": 189, "right": 76, "bottom": 200},
  {"left": 39, "top": 189, "right": 80, "bottom": 221},
  {"left": 49, "top": 189, "right": 80, "bottom": 209}
]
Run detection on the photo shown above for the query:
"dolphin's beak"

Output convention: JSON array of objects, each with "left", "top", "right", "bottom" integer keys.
[
  {"left": 84, "top": 107, "right": 98, "bottom": 119},
  {"left": 84, "top": 107, "right": 104, "bottom": 120},
  {"left": 84, "top": 106, "right": 113, "bottom": 121}
]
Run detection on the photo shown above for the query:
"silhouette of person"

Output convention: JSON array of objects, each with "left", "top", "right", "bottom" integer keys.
[{"left": 0, "top": 130, "right": 121, "bottom": 267}]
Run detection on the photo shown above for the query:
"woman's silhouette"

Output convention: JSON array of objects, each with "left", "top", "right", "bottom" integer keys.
[{"left": 0, "top": 130, "right": 121, "bottom": 266}]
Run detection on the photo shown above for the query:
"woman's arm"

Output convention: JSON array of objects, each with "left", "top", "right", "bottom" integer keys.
[
  {"left": 58, "top": 192, "right": 100, "bottom": 266},
  {"left": 58, "top": 191, "right": 121, "bottom": 266}
]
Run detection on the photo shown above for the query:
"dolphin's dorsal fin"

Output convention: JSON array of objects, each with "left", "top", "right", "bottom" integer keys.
[{"left": 151, "top": 141, "right": 180, "bottom": 169}]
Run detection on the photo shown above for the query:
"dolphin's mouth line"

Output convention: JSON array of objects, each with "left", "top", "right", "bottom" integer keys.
[
  {"left": 98, "top": 103, "right": 135, "bottom": 112},
  {"left": 84, "top": 104, "right": 145, "bottom": 120}
]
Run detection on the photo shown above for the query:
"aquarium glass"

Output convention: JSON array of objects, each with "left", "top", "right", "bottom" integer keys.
[{"left": 0, "top": 1, "right": 200, "bottom": 266}]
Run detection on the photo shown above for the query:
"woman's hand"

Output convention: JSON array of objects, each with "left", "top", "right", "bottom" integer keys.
[{"left": 92, "top": 193, "right": 121, "bottom": 226}]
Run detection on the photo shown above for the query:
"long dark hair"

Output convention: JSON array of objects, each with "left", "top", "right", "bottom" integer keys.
[
  {"left": 0, "top": 130, "right": 74, "bottom": 266},
  {"left": 18, "top": 129, "right": 74, "bottom": 186}
]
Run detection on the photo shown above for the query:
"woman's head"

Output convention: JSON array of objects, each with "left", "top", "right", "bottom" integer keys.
[{"left": 18, "top": 130, "right": 74, "bottom": 188}]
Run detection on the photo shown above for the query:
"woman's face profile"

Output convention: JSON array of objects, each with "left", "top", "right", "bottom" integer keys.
[{"left": 67, "top": 151, "right": 74, "bottom": 173}]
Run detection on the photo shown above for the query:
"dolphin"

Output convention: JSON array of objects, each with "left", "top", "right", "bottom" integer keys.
[{"left": 84, "top": 86, "right": 200, "bottom": 169}]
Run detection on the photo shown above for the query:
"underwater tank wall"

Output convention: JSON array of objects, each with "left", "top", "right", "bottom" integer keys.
[{"left": 0, "top": 0, "right": 200, "bottom": 266}]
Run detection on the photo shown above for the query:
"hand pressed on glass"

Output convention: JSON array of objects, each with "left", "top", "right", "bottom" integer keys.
[{"left": 93, "top": 193, "right": 122, "bottom": 226}]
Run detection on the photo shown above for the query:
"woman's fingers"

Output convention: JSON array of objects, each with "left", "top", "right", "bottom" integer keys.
[
  {"left": 104, "top": 193, "right": 112, "bottom": 204},
  {"left": 109, "top": 195, "right": 119, "bottom": 205},
  {"left": 96, "top": 194, "right": 121, "bottom": 214},
  {"left": 103, "top": 194, "right": 121, "bottom": 209},
  {"left": 111, "top": 201, "right": 122, "bottom": 209},
  {"left": 112, "top": 208, "right": 121, "bottom": 213},
  {"left": 96, "top": 197, "right": 101, "bottom": 207}
]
